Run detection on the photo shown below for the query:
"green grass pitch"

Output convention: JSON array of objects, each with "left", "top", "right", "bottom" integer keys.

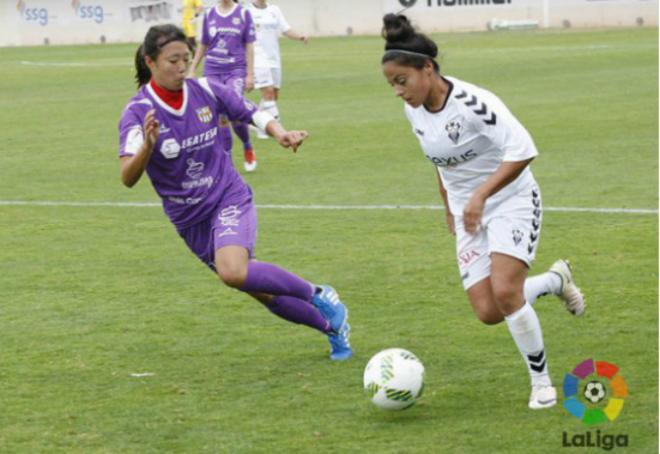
[{"left": 0, "top": 27, "right": 657, "bottom": 452}]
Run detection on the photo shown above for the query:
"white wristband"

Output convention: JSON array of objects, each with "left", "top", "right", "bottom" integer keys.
[{"left": 252, "top": 111, "right": 275, "bottom": 132}]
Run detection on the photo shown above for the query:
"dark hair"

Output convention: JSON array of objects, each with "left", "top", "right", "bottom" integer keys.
[
  {"left": 134, "top": 24, "right": 190, "bottom": 87},
  {"left": 381, "top": 14, "right": 439, "bottom": 72}
]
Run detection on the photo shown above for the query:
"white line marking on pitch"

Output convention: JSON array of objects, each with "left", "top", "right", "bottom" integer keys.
[{"left": 0, "top": 200, "right": 656, "bottom": 214}]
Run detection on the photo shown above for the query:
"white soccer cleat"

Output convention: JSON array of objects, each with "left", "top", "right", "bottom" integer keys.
[
  {"left": 549, "top": 259, "right": 585, "bottom": 316},
  {"left": 529, "top": 385, "right": 557, "bottom": 410}
]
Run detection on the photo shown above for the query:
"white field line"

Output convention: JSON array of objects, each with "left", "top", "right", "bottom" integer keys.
[
  {"left": 19, "top": 60, "right": 129, "bottom": 67},
  {"left": 0, "top": 200, "right": 656, "bottom": 215}
]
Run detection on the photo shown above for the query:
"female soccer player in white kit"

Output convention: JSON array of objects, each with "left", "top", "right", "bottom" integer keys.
[
  {"left": 247, "top": 1, "right": 308, "bottom": 139},
  {"left": 381, "top": 14, "right": 585, "bottom": 409}
]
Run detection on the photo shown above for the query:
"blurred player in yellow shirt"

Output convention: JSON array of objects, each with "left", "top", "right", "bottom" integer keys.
[{"left": 182, "top": 0, "right": 204, "bottom": 50}]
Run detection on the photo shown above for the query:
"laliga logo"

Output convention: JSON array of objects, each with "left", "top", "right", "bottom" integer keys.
[{"left": 563, "top": 358, "right": 628, "bottom": 426}]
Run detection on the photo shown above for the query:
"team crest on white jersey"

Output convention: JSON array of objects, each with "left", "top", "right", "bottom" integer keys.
[
  {"left": 445, "top": 121, "right": 462, "bottom": 144},
  {"left": 196, "top": 106, "right": 213, "bottom": 124}
]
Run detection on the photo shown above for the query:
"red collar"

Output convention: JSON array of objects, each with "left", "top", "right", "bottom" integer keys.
[{"left": 149, "top": 79, "right": 184, "bottom": 110}]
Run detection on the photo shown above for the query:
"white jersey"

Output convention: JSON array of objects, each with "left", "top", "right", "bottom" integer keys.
[
  {"left": 247, "top": 3, "right": 290, "bottom": 68},
  {"left": 404, "top": 76, "right": 539, "bottom": 216}
]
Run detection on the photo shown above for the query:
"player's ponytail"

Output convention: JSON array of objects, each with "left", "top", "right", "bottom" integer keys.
[
  {"left": 133, "top": 24, "right": 191, "bottom": 88},
  {"left": 381, "top": 14, "right": 440, "bottom": 72},
  {"left": 134, "top": 44, "right": 151, "bottom": 87}
]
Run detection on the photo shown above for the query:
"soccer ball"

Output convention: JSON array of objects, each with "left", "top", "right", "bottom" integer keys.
[{"left": 363, "top": 348, "right": 425, "bottom": 411}]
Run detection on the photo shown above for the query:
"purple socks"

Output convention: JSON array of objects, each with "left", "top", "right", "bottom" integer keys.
[
  {"left": 265, "top": 296, "right": 331, "bottom": 334},
  {"left": 232, "top": 121, "right": 252, "bottom": 151},
  {"left": 240, "top": 261, "right": 314, "bottom": 302}
]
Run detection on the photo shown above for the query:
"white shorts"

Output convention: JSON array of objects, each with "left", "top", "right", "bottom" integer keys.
[
  {"left": 254, "top": 66, "right": 282, "bottom": 89},
  {"left": 454, "top": 186, "right": 542, "bottom": 290}
]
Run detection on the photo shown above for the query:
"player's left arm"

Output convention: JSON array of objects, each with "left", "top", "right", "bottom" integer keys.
[
  {"left": 244, "top": 9, "right": 256, "bottom": 92},
  {"left": 245, "top": 42, "right": 254, "bottom": 92},
  {"left": 283, "top": 30, "right": 308, "bottom": 44},
  {"left": 203, "top": 78, "right": 307, "bottom": 151}
]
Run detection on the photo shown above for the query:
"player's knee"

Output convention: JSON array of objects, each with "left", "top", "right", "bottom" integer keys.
[
  {"left": 474, "top": 307, "right": 502, "bottom": 325},
  {"left": 262, "top": 87, "right": 276, "bottom": 100},
  {"left": 491, "top": 282, "right": 523, "bottom": 313},
  {"left": 217, "top": 263, "right": 247, "bottom": 288}
]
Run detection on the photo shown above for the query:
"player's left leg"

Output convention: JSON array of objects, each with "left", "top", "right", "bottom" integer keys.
[
  {"left": 211, "top": 200, "right": 351, "bottom": 359},
  {"left": 226, "top": 74, "right": 256, "bottom": 172},
  {"left": 490, "top": 253, "right": 557, "bottom": 409}
]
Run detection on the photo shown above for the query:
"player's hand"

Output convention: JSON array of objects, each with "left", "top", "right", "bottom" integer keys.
[
  {"left": 463, "top": 193, "right": 485, "bottom": 234},
  {"left": 245, "top": 74, "right": 255, "bottom": 92},
  {"left": 278, "top": 130, "right": 308, "bottom": 152},
  {"left": 143, "top": 109, "right": 159, "bottom": 151},
  {"left": 445, "top": 211, "right": 456, "bottom": 236}
]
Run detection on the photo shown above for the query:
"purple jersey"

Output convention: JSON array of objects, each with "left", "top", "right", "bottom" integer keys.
[
  {"left": 201, "top": 4, "right": 256, "bottom": 76},
  {"left": 118, "top": 78, "right": 259, "bottom": 228}
]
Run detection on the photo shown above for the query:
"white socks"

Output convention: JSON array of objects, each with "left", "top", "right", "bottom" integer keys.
[
  {"left": 505, "top": 302, "right": 551, "bottom": 387},
  {"left": 524, "top": 272, "right": 562, "bottom": 305},
  {"left": 259, "top": 100, "right": 279, "bottom": 121}
]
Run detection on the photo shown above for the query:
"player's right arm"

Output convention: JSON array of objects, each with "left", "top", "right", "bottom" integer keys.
[
  {"left": 187, "top": 11, "right": 209, "bottom": 77},
  {"left": 119, "top": 109, "right": 159, "bottom": 187},
  {"left": 434, "top": 168, "right": 455, "bottom": 236},
  {"left": 188, "top": 43, "right": 208, "bottom": 78}
]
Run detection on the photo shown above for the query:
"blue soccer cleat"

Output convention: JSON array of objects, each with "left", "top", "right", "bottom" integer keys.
[
  {"left": 328, "top": 322, "right": 352, "bottom": 361},
  {"left": 311, "top": 285, "right": 347, "bottom": 334}
]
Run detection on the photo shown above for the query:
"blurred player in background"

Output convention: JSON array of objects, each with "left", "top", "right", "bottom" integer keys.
[
  {"left": 188, "top": 0, "right": 259, "bottom": 172},
  {"left": 247, "top": 0, "right": 308, "bottom": 140},
  {"left": 119, "top": 24, "right": 352, "bottom": 360},
  {"left": 181, "top": 0, "right": 204, "bottom": 51},
  {"left": 380, "top": 14, "right": 585, "bottom": 409}
]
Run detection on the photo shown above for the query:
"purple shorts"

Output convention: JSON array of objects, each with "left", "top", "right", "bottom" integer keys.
[
  {"left": 177, "top": 197, "right": 257, "bottom": 271},
  {"left": 208, "top": 70, "right": 246, "bottom": 98}
]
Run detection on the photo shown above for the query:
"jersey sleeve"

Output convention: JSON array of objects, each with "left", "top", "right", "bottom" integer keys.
[
  {"left": 118, "top": 104, "right": 145, "bottom": 157},
  {"left": 201, "top": 77, "right": 258, "bottom": 124},
  {"left": 472, "top": 102, "right": 538, "bottom": 162},
  {"left": 200, "top": 11, "right": 210, "bottom": 46},
  {"left": 274, "top": 6, "right": 291, "bottom": 33},
  {"left": 243, "top": 8, "right": 257, "bottom": 44}
]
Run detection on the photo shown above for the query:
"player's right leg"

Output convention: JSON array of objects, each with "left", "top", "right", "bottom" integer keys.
[{"left": 491, "top": 253, "right": 557, "bottom": 410}]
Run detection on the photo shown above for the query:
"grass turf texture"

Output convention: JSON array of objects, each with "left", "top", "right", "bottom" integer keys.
[{"left": 0, "top": 27, "right": 657, "bottom": 452}]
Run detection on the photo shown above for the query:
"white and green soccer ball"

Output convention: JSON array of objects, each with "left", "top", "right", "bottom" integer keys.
[{"left": 363, "top": 348, "right": 425, "bottom": 411}]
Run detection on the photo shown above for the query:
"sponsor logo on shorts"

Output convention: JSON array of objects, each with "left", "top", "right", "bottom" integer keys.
[{"left": 458, "top": 249, "right": 480, "bottom": 267}]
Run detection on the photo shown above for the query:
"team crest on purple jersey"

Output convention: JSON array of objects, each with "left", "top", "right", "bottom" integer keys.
[
  {"left": 445, "top": 121, "right": 462, "bottom": 144},
  {"left": 196, "top": 106, "right": 213, "bottom": 124}
]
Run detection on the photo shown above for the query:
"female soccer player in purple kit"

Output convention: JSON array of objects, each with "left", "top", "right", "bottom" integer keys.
[
  {"left": 188, "top": 0, "right": 259, "bottom": 172},
  {"left": 118, "top": 24, "right": 352, "bottom": 361}
]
